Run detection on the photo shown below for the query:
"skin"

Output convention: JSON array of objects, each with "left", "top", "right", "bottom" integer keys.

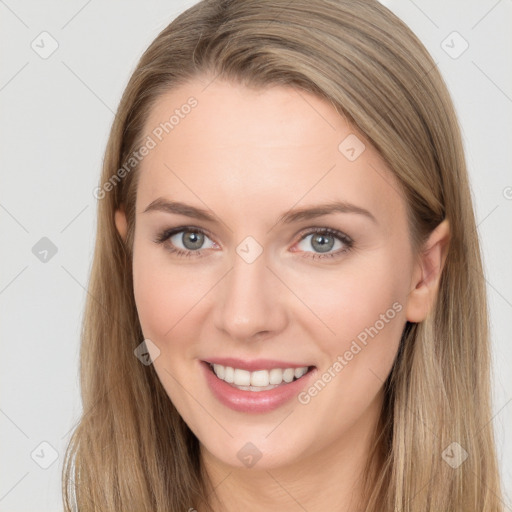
[{"left": 115, "top": 77, "right": 450, "bottom": 512}]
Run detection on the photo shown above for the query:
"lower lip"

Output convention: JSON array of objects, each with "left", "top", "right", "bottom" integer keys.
[{"left": 200, "top": 361, "right": 317, "bottom": 413}]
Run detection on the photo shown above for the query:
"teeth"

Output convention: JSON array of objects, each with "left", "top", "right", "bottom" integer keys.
[
  {"left": 224, "top": 366, "right": 234, "bottom": 383},
  {"left": 234, "top": 369, "right": 251, "bottom": 386},
  {"left": 211, "top": 363, "right": 310, "bottom": 388},
  {"left": 251, "top": 370, "right": 269, "bottom": 386}
]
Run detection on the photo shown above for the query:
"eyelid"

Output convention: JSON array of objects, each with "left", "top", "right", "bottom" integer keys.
[
  {"left": 295, "top": 226, "right": 352, "bottom": 244},
  {"left": 292, "top": 226, "right": 353, "bottom": 259},
  {"left": 154, "top": 225, "right": 353, "bottom": 259},
  {"left": 154, "top": 225, "right": 218, "bottom": 246}
]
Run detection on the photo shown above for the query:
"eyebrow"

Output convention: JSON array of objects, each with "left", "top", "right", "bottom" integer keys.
[{"left": 142, "top": 197, "right": 377, "bottom": 225}]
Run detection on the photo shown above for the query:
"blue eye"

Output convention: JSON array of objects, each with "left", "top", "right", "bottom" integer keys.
[
  {"left": 154, "top": 226, "right": 353, "bottom": 260},
  {"left": 294, "top": 227, "right": 353, "bottom": 260},
  {"left": 154, "top": 227, "right": 216, "bottom": 257}
]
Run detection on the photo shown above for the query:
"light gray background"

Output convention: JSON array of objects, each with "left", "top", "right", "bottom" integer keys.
[{"left": 1, "top": 1, "right": 511, "bottom": 510}]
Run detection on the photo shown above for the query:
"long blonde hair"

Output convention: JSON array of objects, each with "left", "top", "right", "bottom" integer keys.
[{"left": 62, "top": 1, "right": 504, "bottom": 510}]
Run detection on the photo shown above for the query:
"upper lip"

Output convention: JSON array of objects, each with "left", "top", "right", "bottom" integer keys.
[{"left": 203, "top": 357, "right": 314, "bottom": 372}]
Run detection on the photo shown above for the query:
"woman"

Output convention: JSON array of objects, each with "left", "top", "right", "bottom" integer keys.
[{"left": 62, "top": 0, "right": 504, "bottom": 510}]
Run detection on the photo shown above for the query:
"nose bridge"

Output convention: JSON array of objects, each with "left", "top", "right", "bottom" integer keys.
[{"left": 215, "top": 246, "right": 286, "bottom": 341}]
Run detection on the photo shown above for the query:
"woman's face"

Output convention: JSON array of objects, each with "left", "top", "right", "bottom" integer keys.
[{"left": 117, "top": 77, "right": 428, "bottom": 471}]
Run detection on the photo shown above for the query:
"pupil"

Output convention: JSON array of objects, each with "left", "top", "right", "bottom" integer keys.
[
  {"left": 180, "top": 232, "right": 335, "bottom": 253},
  {"left": 183, "top": 231, "right": 204, "bottom": 250},
  {"left": 312, "top": 234, "right": 334, "bottom": 253}
]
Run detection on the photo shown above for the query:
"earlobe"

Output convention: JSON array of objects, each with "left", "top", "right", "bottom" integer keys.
[
  {"left": 405, "top": 219, "right": 451, "bottom": 323},
  {"left": 114, "top": 206, "right": 128, "bottom": 242}
]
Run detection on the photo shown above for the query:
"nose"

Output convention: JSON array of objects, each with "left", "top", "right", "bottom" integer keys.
[{"left": 213, "top": 249, "right": 288, "bottom": 342}]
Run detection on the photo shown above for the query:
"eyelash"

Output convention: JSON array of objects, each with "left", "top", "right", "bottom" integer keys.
[{"left": 154, "top": 226, "right": 354, "bottom": 261}]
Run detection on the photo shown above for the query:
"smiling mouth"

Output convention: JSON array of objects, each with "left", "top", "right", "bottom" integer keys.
[{"left": 205, "top": 362, "right": 316, "bottom": 391}]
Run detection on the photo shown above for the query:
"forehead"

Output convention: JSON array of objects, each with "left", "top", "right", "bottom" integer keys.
[{"left": 136, "top": 78, "right": 406, "bottom": 229}]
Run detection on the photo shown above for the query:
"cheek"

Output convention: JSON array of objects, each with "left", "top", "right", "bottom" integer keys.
[
  {"left": 290, "top": 252, "right": 408, "bottom": 437},
  {"left": 132, "top": 240, "right": 203, "bottom": 347},
  {"left": 300, "top": 249, "right": 408, "bottom": 369}
]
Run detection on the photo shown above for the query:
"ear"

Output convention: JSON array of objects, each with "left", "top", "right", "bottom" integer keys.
[
  {"left": 114, "top": 205, "right": 128, "bottom": 242},
  {"left": 405, "top": 219, "right": 451, "bottom": 323}
]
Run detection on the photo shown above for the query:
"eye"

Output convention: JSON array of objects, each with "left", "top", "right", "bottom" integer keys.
[
  {"left": 154, "top": 227, "right": 217, "bottom": 257},
  {"left": 294, "top": 228, "right": 353, "bottom": 260},
  {"left": 154, "top": 226, "right": 353, "bottom": 260}
]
